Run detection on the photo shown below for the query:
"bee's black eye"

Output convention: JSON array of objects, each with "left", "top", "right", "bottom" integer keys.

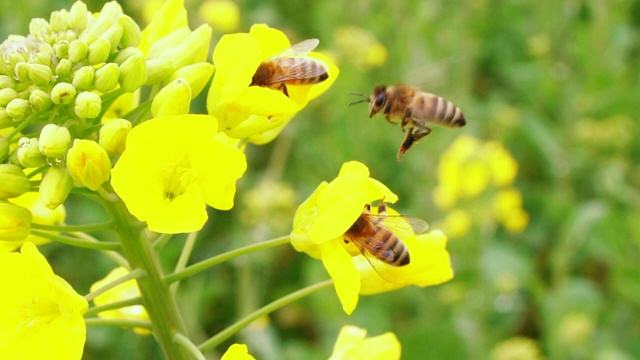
[{"left": 374, "top": 93, "right": 386, "bottom": 107}]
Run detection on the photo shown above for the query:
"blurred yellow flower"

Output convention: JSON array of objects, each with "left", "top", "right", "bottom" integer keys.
[
  {"left": 492, "top": 189, "right": 529, "bottom": 234},
  {"left": 329, "top": 325, "right": 400, "bottom": 360},
  {"left": 0, "top": 242, "right": 88, "bottom": 359},
  {"left": 199, "top": 0, "right": 241, "bottom": 33},
  {"left": 90, "top": 267, "right": 150, "bottom": 335},
  {"left": 559, "top": 312, "right": 595, "bottom": 345},
  {"left": 111, "top": 115, "right": 247, "bottom": 233},
  {"left": 222, "top": 343, "right": 256, "bottom": 360},
  {"left": 208, "top": 24, "right": 338, "bottom": 144},
  {"left": 441, "top": 208, "right": 472, "bottom": 239},
  {"left": 240, "top": 180, "right": 297, "bottom": 229},
  {"left": 334, "top": 26, "right": 388, "bottom": 71},
  {"left": 491, "top": 337, "right": 543, "bottom": 360},
  {"left": 102, "top": 91, "right": 140, "bottom": 123}
]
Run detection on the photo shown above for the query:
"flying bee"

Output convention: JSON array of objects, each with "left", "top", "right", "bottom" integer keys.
[
  {"left": 350, "top": 85, "right": 466, "bottom": 160},
  {"left": 250, "top": 38, "right": 329, "bottom": 97},
  {"left": 343, "top": 198, "right": 430, "bottom": 282}
]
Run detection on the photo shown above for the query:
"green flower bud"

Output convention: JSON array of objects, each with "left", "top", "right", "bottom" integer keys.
[
  {"left": 118, "top": 54, "right": 146, "bottom": 92},
  {"left": 53, "top": 40, "right": 69, "bottom": 59},
  {"left": 98, "top": 1, "right": 124, "bottom": 22},
  {"left": 67, "top": 139, "right": 111, "bottom": 191},
  {"left": 55, "top": 59, "right": 73, "bottom": 79},
  {"left": 68, "top": 1, "right": 89, "bottom": 32},
  {"left": 6, "top": 98, "right": 30, "bottom": 119},
  {"left": 50, "top": 10, "right": 69, "bottom": 33},
  {"left": 0, "top": 109, "right": 11, "bottom": 127},
  {"left": 27, "top": 63, "right": 54, "bottom": 85},
  {"left": 0, "top": 88, "right": 18, "bottom": 107},
  {"left": 114, "top": 46, "right": 143, "bottom": 66},
  {"left": 151, "top": 79, "right": 191, "bottom": 117},
  {"left": 40, "top": 165, "right": 73, "bottom": 209},
  {"left": 94, "top": 63, "right": 119, "bottom": 92},
  {"left": 50, "top": 82, "right": 76, "bottom": 104},
  {"left": 143, "top": 58, "right": 175, "bottom": 85},
  {"left": 148, "top": 27, "right": 190, "bottom": 59},
  {"left": 29, "top": 18, "right": 51, "bottom": 38},
  {"left": 29, "top": 89, "right": 53, "bottom": 112},
  {"left": 39, "top": 124, "right": 71, "bottom": 158},
  {"left": 81, "top": 19, "right": 113, "bottom": 43},
  {"left": 72, "top": 66, "right": 95, "bottom": 91},
  {"left": 17, "top": 137, "right": 45, "bottom": 168},
  {"left": 14, "top": 62, "right": 29, "bottom": 83},
  {"left": 68, "top": 39, "right": 88, "bottom": 63},
  {"left": 117, "top": 14, "right": 141, "bottom": 48},
  {"left": 0, "top": 202, "right": 32, "bottom": 241},
  {"left": 0, "top": 136, "right": 9, "bottom": 162},
  {"left": 87, "top": 37, "right": 111, "bottom": 65},
  {"left": 39, "top": 42, "right": 54, "bottom": 56},
  {"left": 30, "top": 52, "right": 52, "bottom": 66},
  {"left": 0, "top": 164, "right": 30, "bottom": 199},
  {"left": 0, "top": 75, "right": 15, "bottom": 89},
  {"left": 99, "top": 118, "right": 131, "bottom": 155},
  {"left": 73, "top": 91, "right": 101, "bottom": 119},
  {"left": 167, "top": 62, "right": 215, "bottom": 99},
  {"left": 101, "top": 24, "right": 123, "bottom": 54},
  {"left": 8, "top": 51, "right": 27, "bottom": 68},
  {"left": 159, "top": 25, "right": 212, "bottom": 69}
]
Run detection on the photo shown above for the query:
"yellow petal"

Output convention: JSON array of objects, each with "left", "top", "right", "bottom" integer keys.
[
  {"left": 248, "top": 24, "right": 291, "bottom": 58},
  {"left": 320, "top": 240, "right": 360, "bottom": 315},
  {"left": 146, "top": 183, "right": 208, "bottom": 233}
]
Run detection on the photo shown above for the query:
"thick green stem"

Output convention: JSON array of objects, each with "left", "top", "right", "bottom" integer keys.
[{"left": 104, "top": 196, "right": 190, "bottom": 360}]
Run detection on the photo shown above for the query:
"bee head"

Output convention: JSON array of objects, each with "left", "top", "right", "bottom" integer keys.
[{"left": 370, "top": 85, "right": 387, "bottom": 118}]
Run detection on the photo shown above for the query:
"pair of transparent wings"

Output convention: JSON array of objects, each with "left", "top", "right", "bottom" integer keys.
[{"left": 265, "top": 38, "right": 327, "bottom": 84}]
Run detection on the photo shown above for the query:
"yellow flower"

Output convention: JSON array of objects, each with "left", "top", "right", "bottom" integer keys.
[
  {"left": 199, "top": 0, "right": 241, "bottom": 33},
  {"left": 138, "top": 0, "right": 188, "bottom": 57},
  {"left": 221, "top": 344, "right": 256, "bottom": 360},
  {"left": 111, "top": 115, "right": 247, "bottom": 233},
  {"left": 291, "top": 161, "right": 400, "bottom": 314},
  {"left": 102, "top": 91, "right": 140, "bottom": 123},
  {"left": 90, "top": 267, "right": 150, "bottom": 335},
  {"left": 0, "top": 242, "right": 87, "bottom": 359},
  {"left": 491, "top": 337, "right": 543, "bottom": 360},
  {"left": 492, "top": 188, "right": 529, "bottom": 234},
  {"left": 0, "top": 202, "right": 32, "bottom": 243},
  {"left": 66, "top": 139, "right": 112, "bottom": 191},
  {"left": 334, "top": 26, "right": 388, "bottom": 70},
  {"left": 441, "top": 209, "right": 472, "bottom": 239},
  {"left": 329, "top": 325, "right": 401, "bottom": 360},
  {"left": 208, "top": 24, "right": 338, "bottom": 144}
]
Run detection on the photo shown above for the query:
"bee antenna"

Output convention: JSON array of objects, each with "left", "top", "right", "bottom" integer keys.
[
  {"left": 348, "top": 99, "right": 370, "bottom": 107},
  {"left": 348, "top": 91, "right": 369, "bottom": 99}
]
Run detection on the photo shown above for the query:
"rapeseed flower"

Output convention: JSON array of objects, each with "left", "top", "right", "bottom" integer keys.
[
  {"left": 222, "top": 344, "right": 256, "bottom": 360},
  {"left": 329, "top": 325, "right": 400, "bottom": 360},
  {"left": 111, "top": 114, "right": 246, "bottom": 234}
]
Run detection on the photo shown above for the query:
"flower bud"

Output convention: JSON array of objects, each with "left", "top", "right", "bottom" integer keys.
[
  {"left": 98, "top": 1, "right": 124, "bottom": 22},
  {"left": 68, "top": 39, "right": 88, "bottom": 63},
  {"left": 68, "top": 1, "right": 89, "bottom": 32},
  {"left": 0, "top": 202, "right": 32, "bottom": 241},
  {"left": 114, "top": 46, "right": 143, "bottom": 66},
  {"left": 0, "top": 136, "right": 8, "bottom": 162},
  {"left": 50, "top": 10, "right": 69, "bottom": 33},
  {"left": 118, "top": 54, "right": 146, "bottom": 92},
  {"left": 100, "top": 24, "right": 123, "bottom": 54},
  {"left": 151, "top": 79, "right": 191, "bottom": 117},
  {"left": 148, "top": 27, "right": 190, "bottom": 59},
  {"left": 167, "top": 63, "right": 215, "bottom": 98},
  {"left": 159, "top": 25, "right": 212, "bottom": 69},
  {"left": 0, "top": 164, "right": 30, "bottom": 199},
  {"left": 88, "top": 37, "right": 111, "bottom": 65},
  {"left": 81, "top": 19, "right": 113, "bottom": 43},
  {"left": 50, "top": 82, "right": 76, "bottom": 104},
  {"left": 6, "top": 98, "right": 30, "bottom": 119},
  {"left": 29, "top": 89, "right": 53, "bottom": 112},
  {"left": 14, "top": 62, "right": 30, "bottom": 82},
  {"left": 53, "top": 40, "right": 69, "bottom": 59},
  {"left": 67, "top": 139, "right": 111, "bottom": 191},
  {"left": 28, "top": 63, "right": 54, "bottom": 85},
  {"left": 117, "top": 14, "right": 141, "bottom": 48},
  {"left": 99, "top": 118, "right": 131, "bottom": 155},
  {"left": 94, "top": 63, "right": 120, "bottom": 93},
  {"left": 55, "top": 59, "right": 73, "bottom": 79},
  {"left": 17, "top": 137, "right": 45, "bottom": 167},
  {"left": 29, "top": 18, "right": 51, "bottom": 38},
  {"left": 143, "top": 58, "right": 175, "bottom": 85},
  {"left": 40, "top": 165, "right": 73, "bottom": 209},
  {"left": 0, "top": 75, "right": 15, "bottom": 89},
  {"left": 39, "top": 124, "right": 71, "bottom": 158},
  {"left": 73, "top": 91, "right": 101, "bottom": 119},
  {"left": 0, "top": 109, "right": 10, "bottom": 128},
  {"left": 0, "top": 88, "right": 18, "bottom": 107},
  {"left": 72, "top": 65, "right": 95, "bottom": 91}
]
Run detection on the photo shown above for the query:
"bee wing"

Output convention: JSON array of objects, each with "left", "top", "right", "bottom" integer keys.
[
  {"left": 365, "top": 214, "right": 430, "bottom": 236},
  {"left": 270, "top": 38, "right": 319, "bottom": 59},
  {"left": 265, "top": 57, "right": 328, "bottom": 84},
  {"left": 353, "top": 241, "right": 399, "bottom": 283}
]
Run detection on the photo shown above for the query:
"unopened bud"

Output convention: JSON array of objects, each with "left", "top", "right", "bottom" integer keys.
[
  {"left": 167, "top": 62, "right": 215, "bottom": 98},
  {"left": 114, "top": 46, "right": 143, "bottom": 66},
  {"left": 29, "top": 89, "right": 53, "bottom": 112},
  {"left": 6, "top": 98, "right": 30, "bottom": 119},
  {"left": 68, "top": 1, "right": 89, "bottom": 32},
  {"left": 148, "top": 27, "right": 190, "bottom": 59},
  {"left": 50, "top": 82, "right": 76, "bottom": 104},
  {"left": 88, "top": 37, "right": 111, "bottom": 65},
  {"left": 73, "top": 91, "right": 101, "bottom": 119},
  {"left": 0, "top": 109, "right": 10, "bottom": 128},
  {"left": 118, "top": 54, "right": 146, "bottom": 92},
  {"left": 17, "top": 137, "right": 45, "bottom": 168},
  {"left": 0, "top": 202, "right": 32, "bottom": 241},
  {"left": 0, "top": 75, "right": 15, "bottom": 89},
  {"left": 31, "top": 52, "right": 52, "bottom": 66},
  {"left": 117, "top": 14, "right": 141, "bottom": 48},
  {"left": 27, "top": 63, "right": 54, "bottom": 85},
  {"left": 0, "top": 136, "right": 8, "bottom": 162},
  {"left": 0, "top": 88, "right": 18, "bottom": 107},
  {"left": 40, "top": 165, "right": 73, "bottom": 209},
  {"left": 50, "top": 10, "right": 69, "bottom": 33},
  {"left": 54, "top": 40, "right": 69, "bottom": 59},
  {"left": 98, "top": 1, "right": 124, "bottom": 22},
  {"left": 39, "top": 124, "right": 71, "bottom": 158},
  {"left": 94, "top": 63, "right": 120, "bottom": 93},
  {"left": 29, "top": 18, "right": 51, "bottom": 38},
  {"left": 159, "top": 25, "right": 212, "bottom": 69},
  {"left": 0, "top": 164, "right": 30, "bottom": 199},
  {"left": 72, "top": 66, "right": 95, "bottom": 91},
  {"left": 55, "top": 59, "right": 73, "bottom": 79},
  {"left": 99, "top": 118, "right": 131, "bottom": 155},
  {"left": 143, "top": 58, "right": 175, "bottom": 85},
  {"left": 100, "top": 24, "right": 123, "bottom": 54},
  {"left": 152, "top": 79, "right": 191, "bottom": 117},
  {"left": 67, "top": 139, "right": 111, "bottom": 191},
  {"left": 68, "top": 39, "right": 88, "bottom": 63},
  {"left": 14, "top": 62, "right": 29, "bottom": 82},
  {"left": 81, "top": 19, "right": 112, "bottom": 44}
]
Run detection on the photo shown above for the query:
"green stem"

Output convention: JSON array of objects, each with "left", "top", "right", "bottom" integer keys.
[
  {"left": 85, "top": 297, "right": 142, "bottom": 317},
  {"left": 164, "top": 235, "right": 291, "bottom": 284},
  {"left": 198, "top": 279, "right": 333, "bottom": 353},
  {"left": 30, "top": 229, "right": 121, "bottom": 250},
  {"left": 152, "top": 233, "right": 173, "bottom": 251},
  {"left": 84, "top": 318, "right": 153, "bottom": 331},
  {"left": 70, "top": 232, "right": 130, "bottom": 268},
  {"left": 31, "top": 220, "right": 115, "bottom": 233},
  {"left": 103, "top": 195, "right": 191, "bottom": 360},
  {"left": 85, "top": 268, "right": 146, "bottom": 302},
  {"left": 173, "top": 333, "right": 206, "bottom": 360},
  {"left": 171, "top": 231, "right": 198, "bottom": 296}
]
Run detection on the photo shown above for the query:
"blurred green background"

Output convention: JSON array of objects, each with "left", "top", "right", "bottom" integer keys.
[{"left": 4, "top": 0, "right": 640, "bottom": 359}]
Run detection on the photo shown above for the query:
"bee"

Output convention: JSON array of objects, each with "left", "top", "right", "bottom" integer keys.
[
  {"left": 350, "top": 85, "right": 466, "bottom": 160},
  {"left": 343, "top": 199, "right": 429, "bottom": 281},
  {"left": 250, "top": 38, "right": 329, "bottom": 97}
]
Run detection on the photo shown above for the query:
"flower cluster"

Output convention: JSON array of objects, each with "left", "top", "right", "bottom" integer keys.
[{"left": 434, "top": 135, "right": 529, "bottom": 237}]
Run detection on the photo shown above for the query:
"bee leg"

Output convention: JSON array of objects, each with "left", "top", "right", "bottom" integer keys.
[
  {"left": 377, "top": 199, "right": 388, "bottom": 214},
  {"left": 397, "top": 126, "right": 431, "bottom": 160},
  {"left": 276, "top": 83, "right": 290, "bottom": 97}
]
